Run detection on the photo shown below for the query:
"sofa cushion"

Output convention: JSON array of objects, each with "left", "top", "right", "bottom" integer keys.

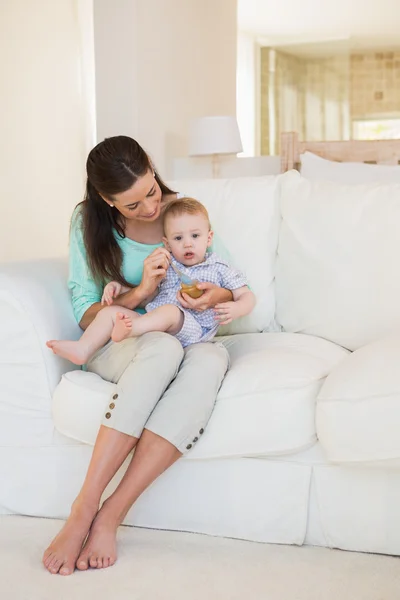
[
  {"left": 301, "top": 151, "right": 400, "bottom": 185},
  {"left": 168, "top": 177, "right": 281, "bottom": 335},
  {"left": 52, "top": 332, "right": 348, "bottom": 458},
  {"left": 52, "top": 370, "right": 118, "bottom": 445},
  {"left": 316, "top": 334, "right": 400, "bottom": 463},
  {"left": 276, "top": 170, "right": 400, "bottom": 351}
]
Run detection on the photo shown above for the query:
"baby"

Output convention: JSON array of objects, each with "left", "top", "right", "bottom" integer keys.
[{"left": 47, "top": 198, "right": 256, "bottom": 364}]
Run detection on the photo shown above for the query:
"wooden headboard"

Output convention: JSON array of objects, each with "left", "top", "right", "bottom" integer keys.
[{"left": 280, "top": 131, "right": 400, "bottom": 173}]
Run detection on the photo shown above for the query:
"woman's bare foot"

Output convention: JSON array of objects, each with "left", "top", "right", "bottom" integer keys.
[
  {"left": 111, "top": 313, "right": 135, "bottom": 343},
  {"left": 42, "top": 499, "right": 98, "bottom": 576},
  {"left": 76, "top": 503, "right": 118, "bottom": 571},
  {"left": 46, "top": 340, "right": 89, "bottom": 365}
]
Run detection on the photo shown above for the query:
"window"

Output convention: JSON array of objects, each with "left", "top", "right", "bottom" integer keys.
[{"left": 353, "top": 119, "right": 400, "bottom": 140}]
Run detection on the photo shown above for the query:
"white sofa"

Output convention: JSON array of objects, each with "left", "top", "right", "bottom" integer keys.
[{"left": 2, "top": 170, "right": 400, "bottom": 556}]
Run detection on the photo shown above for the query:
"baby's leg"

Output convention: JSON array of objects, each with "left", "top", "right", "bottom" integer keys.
[
  {"left": 111, "top": 305, "right": 184, "bottom": 343},
  {"left": 47, "top": 306, "right": 138, "bottom": 365}
]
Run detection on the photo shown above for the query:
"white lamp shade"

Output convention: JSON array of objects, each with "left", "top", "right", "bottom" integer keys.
[{"left": 188, "top": 116, "right": 243, "bottom": 156}]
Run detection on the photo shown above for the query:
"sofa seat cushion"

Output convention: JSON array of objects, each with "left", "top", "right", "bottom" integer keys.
[
  {"left": 53, "top": 332, "right": 348, "bottom": 459},
  {"left": 316, "top": 334, "right": 400, "bottom": 463}
]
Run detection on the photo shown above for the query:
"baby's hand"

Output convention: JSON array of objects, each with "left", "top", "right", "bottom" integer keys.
[
  {"left": 102, "top": 281, "right": 123, "bottom": 306},
  {"left": 214, "top": 301, "right": 241, "bottom": 326}
]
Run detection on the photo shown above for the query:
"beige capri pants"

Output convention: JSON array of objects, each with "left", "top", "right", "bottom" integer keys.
[{"left": 86, "top": 332, "right": 230, "bottom": 454}]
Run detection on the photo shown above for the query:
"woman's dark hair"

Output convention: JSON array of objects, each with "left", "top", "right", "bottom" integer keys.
[{"left": 77, "top": 135, "right": 175, "bottom": 286}]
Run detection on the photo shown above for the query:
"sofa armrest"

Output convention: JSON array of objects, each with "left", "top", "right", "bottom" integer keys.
[{"left": 0, "top": 258, "right": 81, "bottom": 398}]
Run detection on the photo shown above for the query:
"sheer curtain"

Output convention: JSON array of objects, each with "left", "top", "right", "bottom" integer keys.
[{"left": 237, "top": 32, "right": 257, "bottom": 156}]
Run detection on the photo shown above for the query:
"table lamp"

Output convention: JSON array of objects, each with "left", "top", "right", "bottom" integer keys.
[{"left": 188, "top": 116, "right": 243, "bottom": 177}]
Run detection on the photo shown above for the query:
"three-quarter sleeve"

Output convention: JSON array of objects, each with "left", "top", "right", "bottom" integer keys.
[{"left": 68, "top": 211, "right": 102, "bottom": 324}]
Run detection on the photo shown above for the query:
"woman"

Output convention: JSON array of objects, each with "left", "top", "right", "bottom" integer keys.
[{"left": 43, "top": 136, "right": 231, "bottom": 576}]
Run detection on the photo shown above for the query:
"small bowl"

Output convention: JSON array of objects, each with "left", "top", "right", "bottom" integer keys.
[{"left": 180, "top": 281, "right": 204, "bottom": 299}]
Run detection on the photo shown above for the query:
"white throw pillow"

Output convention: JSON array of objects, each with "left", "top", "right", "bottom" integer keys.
[
  {"left": 276, "top": 170, "right": 400, "bottom": 350},
  {"left": 301, "top": 151, "right": 400, "bottom": 185},
  {"left": 316, "top": 333, "right": 400, "bottom": 463},
  {"left": 167, "top": 177, "right": 281, "bottom": 334}
]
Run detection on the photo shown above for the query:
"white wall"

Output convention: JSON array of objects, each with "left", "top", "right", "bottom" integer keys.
[
  {"left": 238, "top": 0, "right": 400, "bottom": 43},
  {"left": 0, "top": 0, "right": 237, "bottom": 261},
  {"left": 94, "top": 0, "right": 237, "bottom": 177},
  {"left": 94, "top": 0, "right": 138, "bottom": 143},
  {"left": 0, "top": 0, "right": 93, "bottom": 262}
]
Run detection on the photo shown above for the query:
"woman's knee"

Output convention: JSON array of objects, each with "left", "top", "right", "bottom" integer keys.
[
  {"left": 185, "top": 341, "right": 230, "bottom": 375},
  {"left": 138, "top": 332, "right": 184, "bottom": 370}
]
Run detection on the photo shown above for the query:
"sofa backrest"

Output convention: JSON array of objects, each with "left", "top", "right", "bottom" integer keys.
[
  {"left": 167, "top": 177, "right": 281, "bottom": 335},
  {"left": 276, "top": 170, "right": 400, "bottom": 350},
  {"left": 4, "top": 171, "right": 399, "bottom": 354}
]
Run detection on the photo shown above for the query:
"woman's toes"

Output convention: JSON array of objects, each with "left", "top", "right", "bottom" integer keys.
[
  {"left": 43, "top": 552, "right": 54, "bottom": 568},
  {"left": 103, "top": 557, "right": 110, "bottom": 569},
  {"left": 89, "top": 555, "right": 98, "bottom": 568},
  {"left": 76, "top": 556, "right": 89, "bottom": 571},
  {"left": 59, "top": 560, "right": 75, "bottom": 576},
  {"left": 97, "top": 557, "right": 103, "bottom": 569},
  {"left": 49, "top": 558, "right": 61, "bottom": 574}
]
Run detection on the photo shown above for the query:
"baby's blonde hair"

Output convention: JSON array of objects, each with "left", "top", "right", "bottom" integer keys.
[{"left": 163, "top": 197, "right": 211, "bottom": 230}]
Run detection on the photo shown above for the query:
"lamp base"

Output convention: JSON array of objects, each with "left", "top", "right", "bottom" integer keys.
[{"left": 211, "top": 154, "right": 220, "bottom": 178}]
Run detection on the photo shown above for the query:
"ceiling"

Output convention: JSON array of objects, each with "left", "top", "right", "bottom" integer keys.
[{"left": 238, "top": 0, "right": 400, "bottom": 55}]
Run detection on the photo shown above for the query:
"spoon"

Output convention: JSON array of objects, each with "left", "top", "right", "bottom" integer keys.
[
  {"left": 170, "top": 262, "right": 196, "bottom": 285},
  {"left": 170, "top": 262, "right": 204, "bottom": 298}
]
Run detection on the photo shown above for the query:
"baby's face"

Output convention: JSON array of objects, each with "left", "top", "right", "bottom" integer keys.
[{"left": 163, "top": 212, "right": 213, "bottom": 266}]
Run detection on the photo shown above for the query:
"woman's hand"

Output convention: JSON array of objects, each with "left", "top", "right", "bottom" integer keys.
[
  {"left": 138, "top": 247, "right": 171, "bottom": 300},
  {"left": 177, "top": 282, "right": 233, "bottom": 312}
]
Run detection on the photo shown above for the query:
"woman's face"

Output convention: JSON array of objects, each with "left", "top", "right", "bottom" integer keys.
[{"left": 109, "top": 170, "right": 163, "bottom": 222}]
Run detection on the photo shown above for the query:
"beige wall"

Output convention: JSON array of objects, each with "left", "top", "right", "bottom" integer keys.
[
  {"left": 94, "top": 0, "right": 237, "bottom": 177},
  {"left": 351, "top": 51, "right": 400, "bottom": 118},
  {"left": 0, "top": 0, "right": 92, "bottom": 262}
]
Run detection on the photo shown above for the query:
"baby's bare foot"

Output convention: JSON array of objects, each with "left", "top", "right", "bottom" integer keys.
[
  {"left": 76, "top": 505, "right": 118, "bottom": 571},
  {"left": 111, "top": 313, "right": 134, "bottom": 343},
  {"left": 43, "top": 500, "right": 98, "bottom": 576},
  {"left": 46, "top": 340, "right": 89, "bottom": 365}
]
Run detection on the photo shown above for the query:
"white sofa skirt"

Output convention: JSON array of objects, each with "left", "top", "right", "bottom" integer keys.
[{"left": 2, "top": 442, "right": 400, "bottom": 556}]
